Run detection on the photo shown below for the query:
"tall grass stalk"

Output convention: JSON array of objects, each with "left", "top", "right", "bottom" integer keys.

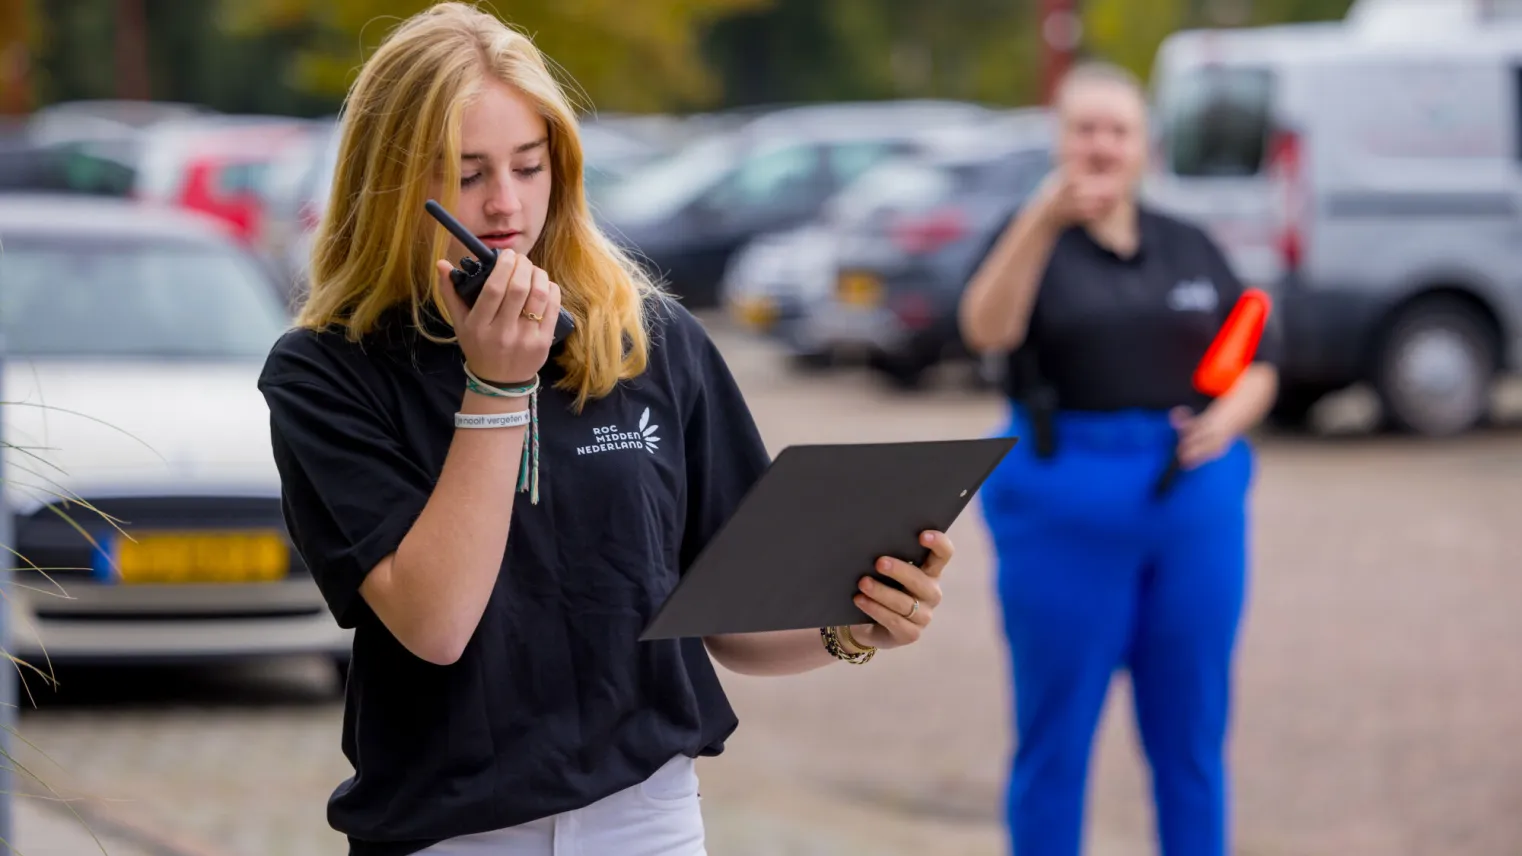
[{"left": 1, "top": 395, "right": 166, "bottom": 855}]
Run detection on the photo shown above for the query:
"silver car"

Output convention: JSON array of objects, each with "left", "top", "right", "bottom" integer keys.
[{"left": 0, "top": 194, "right": 351, "bottom": 682}]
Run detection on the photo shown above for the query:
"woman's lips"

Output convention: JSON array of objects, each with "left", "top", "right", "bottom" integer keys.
[{"left": 478, "top": 231, "right": 521, "bottom": 249}]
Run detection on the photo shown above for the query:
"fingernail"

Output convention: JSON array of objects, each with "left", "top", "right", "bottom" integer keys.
[
  {"left": 923, "top": 532, "right": 935, "bottom": 544},
  {"left": 877, "top": 558, "right": 891, "bottom": 572},
  {"left": 860, "top": 578, "right": 873, "bottom": 592}
]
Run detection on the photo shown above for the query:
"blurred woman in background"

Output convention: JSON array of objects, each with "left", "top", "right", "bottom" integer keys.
[{"left": 958, "top": 62, "right": 1280, "bottom": 856}]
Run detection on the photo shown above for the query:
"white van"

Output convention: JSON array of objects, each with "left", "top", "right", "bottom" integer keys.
[{"left": 1145, "top": 0, "right": 1522, "bottom": 436}]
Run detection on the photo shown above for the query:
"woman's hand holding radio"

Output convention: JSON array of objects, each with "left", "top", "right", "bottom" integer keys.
[{"left": 439, "top": 249, "right": 561, "bottom": 386}]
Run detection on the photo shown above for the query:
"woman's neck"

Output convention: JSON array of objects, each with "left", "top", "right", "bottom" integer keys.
[{"left": 1085, "top": 199, "right": 1140, "bottom": 258}]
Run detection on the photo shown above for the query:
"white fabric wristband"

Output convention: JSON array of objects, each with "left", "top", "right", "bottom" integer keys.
[
  {"left": 464, "top": 365, "right": 539, "bottom": 399},
  {"left": 455, "top": 410, "right": 532, "bottom": 430}
]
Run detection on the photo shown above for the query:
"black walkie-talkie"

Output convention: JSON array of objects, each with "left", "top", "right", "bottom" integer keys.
[{"left": 424, "top": 198, "right": 574, "bottom": 345}]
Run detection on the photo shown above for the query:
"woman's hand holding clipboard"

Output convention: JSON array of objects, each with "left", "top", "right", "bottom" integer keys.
[{"left": 1153, "top": 288, "right": 1272, "bottom": 499}]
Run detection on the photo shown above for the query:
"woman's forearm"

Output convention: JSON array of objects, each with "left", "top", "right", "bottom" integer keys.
[
  {"left": 360, "top": 392, "right": 529, "bottom": 666},
  {"left": 958, "top": 202, "right": 1062, "bottom": 354},
  {"left": 704, "top": 629, "right": 853, "bottom": 676},
  {"left": 1207, "top": 363, "right": 1280, "bottom": 436}
]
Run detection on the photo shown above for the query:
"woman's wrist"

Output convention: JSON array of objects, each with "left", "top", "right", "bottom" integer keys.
[
  {"left": 821, "top": 625, "right": 876, "bottom": 664},
  {"left": 461, "top": 389, "right": 532, "bottom": 414},
  {"left": 1203, "top": 365, "right": 1277, "bottom": 435}
]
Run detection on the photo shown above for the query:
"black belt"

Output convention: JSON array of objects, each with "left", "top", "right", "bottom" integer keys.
[{"left": 1017, "top": 348, "right": 1197, "bottom": 499}]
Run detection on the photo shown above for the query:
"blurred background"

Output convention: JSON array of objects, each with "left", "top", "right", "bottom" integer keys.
[{"left": 2, "top": 0, "right": 1521, "bottom": 854}]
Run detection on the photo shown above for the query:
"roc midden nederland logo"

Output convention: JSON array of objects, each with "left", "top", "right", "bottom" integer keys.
[{"left": 578, "top": 407, "right": 662, "bottom": 456}]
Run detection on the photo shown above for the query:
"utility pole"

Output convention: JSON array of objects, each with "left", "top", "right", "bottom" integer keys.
[
  {"left": 1039, "top": 0, "right": 1082, "bottom": 104},
  {"left": 0, "top": 0, "right": 33, "bottom": 115},
  {"left": 116, "top": 0, "right": 151, "bottom": 100}
]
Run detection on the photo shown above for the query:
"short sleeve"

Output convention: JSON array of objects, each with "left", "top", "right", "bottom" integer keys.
[
  {"left": 678, "top": 326, "right": 772, "bottom": 574},
  {"left": 1197, "top": 227, "right": 1283, "bottom": 368},
  {"left": 260, "top": 373, "right": 434, "bottom": 629}
]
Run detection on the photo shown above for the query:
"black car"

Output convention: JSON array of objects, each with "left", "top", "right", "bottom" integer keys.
[
  {"left": 595, "top": 100, "right": 998, "bottom": 310},
  {"left": 807, "top": 141, "right": 1052, "bottom": 388}
]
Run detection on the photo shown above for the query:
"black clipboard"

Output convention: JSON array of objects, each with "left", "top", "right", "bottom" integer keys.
[{"left": 639, "top": 436, "right": 1017, "bottom": 640}]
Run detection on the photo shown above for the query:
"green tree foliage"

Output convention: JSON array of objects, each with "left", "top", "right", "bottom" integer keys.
[
  {"left": 1247, "top": 0, "right": 1358, "bottom": 27},
  {"left": 1082, "top": 0, "right": 1357, "bottom": 84},
  {"left": 1082, "top": 0, "right": 1190, "bottom": 81},
  {"left": 30, "top": 0, "right": 334, "bottom": 116},
  {"left": 22, "top": 0, "right": 1363, "bottom": 116},
  {"left": 221, "top": 0, "right": 772, "bottom": 114},
  {"left": 702, "top": 0, "right": 1042, "bottom": 108}
]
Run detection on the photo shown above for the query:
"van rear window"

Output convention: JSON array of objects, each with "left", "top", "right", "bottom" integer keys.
[{"left": 1159, "top": 67, "right": 1274, "bottom": 177}]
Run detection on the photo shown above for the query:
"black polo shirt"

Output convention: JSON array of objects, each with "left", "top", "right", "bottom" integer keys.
[
  {"left": 256, "top": 296, "right": 771, "bottom": 856},
  {"left": 1004, "top": 206, "right": 1281, "bottom": 411}
]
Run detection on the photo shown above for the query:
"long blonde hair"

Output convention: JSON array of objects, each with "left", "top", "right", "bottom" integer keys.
[{"left": 296, "top": 1, "right": 664, "bottom": 411}]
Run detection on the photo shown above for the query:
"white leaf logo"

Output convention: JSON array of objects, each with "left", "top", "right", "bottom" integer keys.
[{"left": 639, "top": 407, "right": 661, "bottom": 453}]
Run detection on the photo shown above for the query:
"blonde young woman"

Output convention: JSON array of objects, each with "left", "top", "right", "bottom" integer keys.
[{"left": 257, "top": 4, "right": 958, "bottom": 855}]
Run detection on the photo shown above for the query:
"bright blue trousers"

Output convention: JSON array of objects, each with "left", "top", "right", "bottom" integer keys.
[{"left": 979, "top": 406, "right": 1254, "bottom": 856}]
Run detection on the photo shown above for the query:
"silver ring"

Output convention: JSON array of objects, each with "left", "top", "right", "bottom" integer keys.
[{"left": 905, "top": 599, "right": 920, "bottom": 619}]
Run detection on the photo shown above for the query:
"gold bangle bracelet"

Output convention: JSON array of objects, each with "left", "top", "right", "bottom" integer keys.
[
  {"left": 820, "top": 625, "right": 874, "bottom": 665},
  {"left": 839, "top": 624, "right": 876, "bottom": 657}
]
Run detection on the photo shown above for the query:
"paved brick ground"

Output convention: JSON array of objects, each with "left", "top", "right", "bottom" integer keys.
[
  {"left": 9, "top": 321, "right": 1522, "bottom": 856},
  {"left": 14, "top": 797, "right": 157, "bottom": 856}
]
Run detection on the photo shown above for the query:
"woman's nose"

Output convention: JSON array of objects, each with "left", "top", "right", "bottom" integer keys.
[{"left": 484, "top": 176, "right": 523, "bottom": 217}]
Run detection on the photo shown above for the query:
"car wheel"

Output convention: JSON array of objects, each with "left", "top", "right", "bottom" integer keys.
[
  {"left": 870, "top": 344, "right": 938, "bottom": 391},
  {"left": 880, "top": 363, "right": 926, "bottom": 390},
  {"left": 1265, "top": 384, "right": 1330, "bottom": 433},
  {"left": 1373, "top": 296, "right": 1497, "bottom": 438},
  {"left": 788, "top": 349, "right": 835, "bottom": 372}
]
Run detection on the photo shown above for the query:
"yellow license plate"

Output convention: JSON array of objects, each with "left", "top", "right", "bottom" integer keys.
[
  {"left": 837, "top": 272, "right": 882, "bottom": 307},
  {"left": 731, "top": 297, "right": 778, "bottom": 329},
  {"left": 111, "top": 530, "right": 290, "bottom": 584}
]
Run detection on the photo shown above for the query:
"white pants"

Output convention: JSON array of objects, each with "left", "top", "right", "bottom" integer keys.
[{"left": 415, "top": 755, "right": 706, "bottom": 855}]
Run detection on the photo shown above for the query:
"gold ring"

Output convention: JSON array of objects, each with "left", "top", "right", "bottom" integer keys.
[
  {"left": 522, "top": 310, "right": 543, "bottom": 322},
  {"left": 905, "top": 599, "right": 920, "bottom": 619}
]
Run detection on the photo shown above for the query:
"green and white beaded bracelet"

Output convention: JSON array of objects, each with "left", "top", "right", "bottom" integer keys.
[{"left": 462, "top": 364, "right": 543, "bottom": 505}]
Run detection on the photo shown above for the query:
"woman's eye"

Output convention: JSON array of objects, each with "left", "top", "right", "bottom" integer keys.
[
  {"left": 516, "top": 165, "right": 545, "bottom": 178},
  {"left": 461, "top": 173, "right": 484, "bottom": 187}
]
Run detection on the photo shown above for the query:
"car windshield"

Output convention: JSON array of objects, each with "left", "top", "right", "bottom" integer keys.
[
  {"left": 825, "top": 160, "right": 956, "bottom": 227},
  {"left": 597, "top": 134, "right": 738, "bottom": 224},
  {"left": 1, "top": 238, "right": 290, "bottom": 359},
  {"left": 949, "top": 149, "right": 1051, "bottom": 196}
]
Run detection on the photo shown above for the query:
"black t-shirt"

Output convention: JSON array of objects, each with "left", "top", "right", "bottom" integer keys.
[
  {"left": 256, "top": 295, "right": 771, "bottom": 855},
  {"left": 1003, "top": 206, "right": 1282, "bottom": 411}
]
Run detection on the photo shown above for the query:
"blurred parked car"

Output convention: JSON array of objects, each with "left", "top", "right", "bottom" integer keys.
[
  {"left": 256, "top": 118, "right": 339, "bottom": 299},
  {"left": 579, "top": 119, "right": 668, "bottom": 206},
  {"left": 130, "top": 116, "right": 314, "bottom": 248},
  {"left": 0, "top": 135, "right": 136, "bottom": 196},
  {"left": 26, "top": 100, "right": 216, "bottom": 142},
  {"left": 721, "top": 224, "right": 840, "bottom": 367},
  {"left": 813, "top": 140, "right": 1052, "bottom": 387},
  {"left": 267, "top": 115, "right": 660, "bottom": 302},
  {"left": 0, "top": 195, "right": 351, "bottom": 682},
  {"left": 1148, "top": 9, "right": 1522, "bottom": 436},
  {"left": 597, "top": 100, "right": 999, "bottom": 309},
  {"left": 720, "top": 111, "right": 1049, "bottom": 356}
]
